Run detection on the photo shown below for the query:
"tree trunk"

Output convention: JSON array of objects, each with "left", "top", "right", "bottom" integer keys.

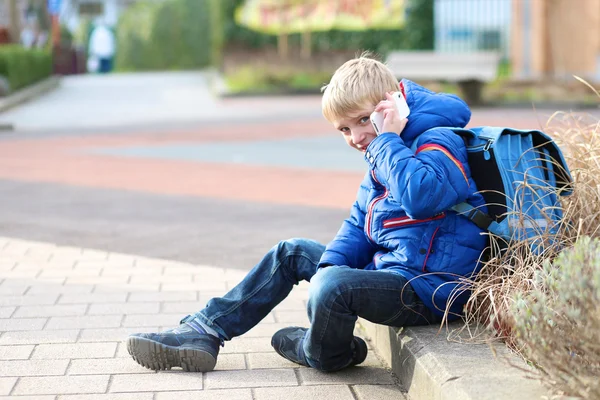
[{"left": 9, "top": 0, "right": 21, "bottom": 44}]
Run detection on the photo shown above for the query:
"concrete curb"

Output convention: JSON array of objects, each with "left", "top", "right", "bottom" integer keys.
[
  {"left": 359, "top": 319, "right": 549, "bottom": 400},
  {"left": 0, "top": 75, "right": 61, "bottom": 114}
]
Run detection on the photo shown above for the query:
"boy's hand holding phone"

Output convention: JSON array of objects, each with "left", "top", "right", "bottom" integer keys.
[{"left": 371, "top": 91, "right": 409, "bottom": 136}]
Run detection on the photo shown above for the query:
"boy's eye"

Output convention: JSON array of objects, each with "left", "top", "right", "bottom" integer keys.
[
  {"left": 340, "top": 127, "right": 350, "bottom": 134},
  {"left": 359, "top": 116, "right": 370, "bottom": 124}
]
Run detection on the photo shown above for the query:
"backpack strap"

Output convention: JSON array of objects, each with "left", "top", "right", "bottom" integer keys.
[{"left": 451, "top": 202, "right": 504, "bottom": 236}]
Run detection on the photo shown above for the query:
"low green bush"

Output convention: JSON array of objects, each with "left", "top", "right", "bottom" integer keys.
[
  {"left": 0, "top": 45, "right": 53, "bottom": 93},
  {"left": 225, "top": 66, "right": 331, "bottom": 94}
]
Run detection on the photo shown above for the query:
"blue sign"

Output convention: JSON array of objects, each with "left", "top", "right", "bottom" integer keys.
[{"left": 48, "top": 0, "right": 62, "bottom": 15}]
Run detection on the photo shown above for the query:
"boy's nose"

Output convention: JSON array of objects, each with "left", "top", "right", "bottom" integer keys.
[{"left": 351, "top": 130, "right": 366, "bottom": 145}]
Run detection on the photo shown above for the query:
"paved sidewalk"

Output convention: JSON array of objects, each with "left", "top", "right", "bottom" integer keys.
[{"left": 0, "top": 236, "right": 405, "bottom": 399}]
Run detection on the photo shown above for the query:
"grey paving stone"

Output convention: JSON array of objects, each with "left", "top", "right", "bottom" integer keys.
[
  {"left": 79, "top": 327, "right": 159, "bottom": 342},
  {"left": 160, "top": 301, "right": 204, "bottom": 314},
  {"left": 87, "top": 303, "right": 159, "bottom": 316},
  {"left": 14, "top": 305, "right": 88, "bottom": 318},
  {"left": 353, "top": 384, "right": 407, "bottom": 400},
  {"left": 0, "top": 359, "right": 69, "bottom": 376},
  {"left": 45, "top": 316, "right": 122, "bottom": 330},
  {"left": 39, "top": 268, "right": 101, "bottom": 278},
  {"left": 0, "top": 285, "right": 28, "bottom": 296},
  {"left": 204, "top": 369, "right": 297, "bottom": 389},
  {"left": 128, "top": 292, "right": 197, "bottom": 302},
  {"left": 110, "top": 372, "right": 202, "bottom": 392},
  {"left": 272, "top": 310, "right": 309, "bottom": 324},
  {"left": 0, "top": 329, "right": 80, "bottom": 345},
  {"left": 69, "top": 358, "right": 151, "bottom": 375},
  {"left": 100, "top": 267, "right": 163, "bottom": 277},
  {"left": 27, "top": 284, "right": 94, "bottom": 295},
  {"left": 0, "top": 317, "right": 47, "bottom": 331},
  {"left": 242, "top": 323, "right": 294, "bottom": 338},
  {"left": 254, "top": 385, "right": 355, "bottom": 400},
  {"left": 0, "top": 345, "right": 34, "bottom": 360},
  {"left": 13, "top": 375, "right": 109, "bottom": 395},
  {"left": 161, "top": 282, "right": 227, "bottom": 291},
  {"left": 221, "top": 337, "right": 274, "bottom": 354},
  {"left": 122, "top": 314, "right": 187, "bottom": 327},
  {"left": 58, "top": 293, "right": 128, "bottom": 304},
  {"left": 31, "top": 343, "right": 117, "bottom": 359},
  {"left": 298, "top": 367, "right": 395, "bottom": 386},
  {"left": 129, "top": 275, "right": 193, "bottom": 284},
  {"left": 214, "top": 354, "right": 246, "bottom": 371},
  {"left": 114, "top": 343, "right": 129, "bottom": 358},
  {"left": 155, "top": 389, "right": 252, "bottom": 400},
  {"left": 0, "top": 396, "right": 55, "bottom": 400},
  {"left": 93, "top": 284, "right": 159, "bottom": 293},
  {"left": 246, "top": 352, "right": 300, "bottom": 369},
  {"left": 0, "top": 307, "right": 15, "bottom": 318},
  {"left": 0, "top": 295, "right": 59, "bottom": 306},
  {"left": 0, "top": 377, "right": 17, "bottom": 395},
  {"left": 65, "top": 276, "right": 129, "bottom": 286},
  {"left": 59, "top": 394, "right": 152, "bottom": 400}
]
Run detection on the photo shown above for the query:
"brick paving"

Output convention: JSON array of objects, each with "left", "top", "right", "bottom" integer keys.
[{"left": 0, "top": 236, "right": 406, "bottom": 399}]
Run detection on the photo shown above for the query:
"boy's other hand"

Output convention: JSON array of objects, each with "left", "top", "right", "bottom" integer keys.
[{"left": 376, "top": 92, "right": 408, "bottom": 136}]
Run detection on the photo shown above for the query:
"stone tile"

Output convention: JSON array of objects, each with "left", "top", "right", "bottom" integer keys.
[
  {"left": 128, "top": 292, "right": 197, "bottom": 302},
  {"left": 129, "top": 275, "right": 193, "bottom": 284},
  {"left": 58, "top": 293, "right": 128, "bottom": 304},
  {"left": 79, "top": 327, "right": 158, "bottom": 342},
  {"left": 353, "top": 384, "right": 407, "bottom": 400},
  {"left": 0, "top": 377, "right": 17, "bottom": 395},
  {"left": 0, "top": 318, "right": 47, "bottom": 331},
  {"left": 246, "top": 352, "right": 300, "bottom": 369},
  {"left": 0, "top": 359, "right": 69, "bottom": 376},
  {"left": 155, "top": 389, "right": 252, "bottom": 400},
  {"left": 0, "top": 396, "right": 55, "bottom": 400},
  {"left": 0, "top": 285, "right": 28, "bottom": 296},
  {"left": 0, "top": 295, "right": 59, "bottom": 306},
  {"left": 204, "top": 369, "right": 297, "bottom": 389},
  {"left": 0, "top": 307, "right": 15, "bottom": 318},
  {"left": 13, "top": 375, "right": 109, "bottom": 395},
  {"left": 60, "top": 394, "right": 152, "bottom": 400},
  {"left": 66, "top": 276, "right": 129, "bottom": 286},
  {"left": 110, "top": 372, "right": 202, "bottom": 392},
  {"left": 214, "top": 354, "right": 246, "bottom": 371},
  {"left": 14, "top": 305, "right": 88, "bottom": 318},
  {"left": 272, "top": 310, "right": 309, "bottom": 324},
  {"left": 239, "top": 323, "right": 291, "bottom": 338},
  {"left": 100, "top": 267, "right": 162, "bottom": 277},
  {"left": 31, "top": 343, "right": 117, "bottom": 359},
  {"left": 122, "top": 314, "right": 185, "bottom": 327},
  {"left": 69, "top": 358, "right": 151, "bottom": 375},
  {"left": 161, "top": 282, "right": 227, "bottom": 291},
  {"left": 0, "top": 345, "right": 34, "bottom": 360},
  {"left": 27, "top": 284, "right": 93, "bottom": 295},
  {"left": 114, "top": 343, "right": 129, "bottom": 358},
  {"left": 93, "top": 284, "right": 159, "bottom": 293},
  {"left": 221, "top": 337, "right": 274, "bottom": 354},
  {"left": 45, "top": 316, "right": 122, "bottom": 330},
  {"left": 88, "top": 303, "right": 159, "bottom": 316},
  {"left": 160, "top": 301, "right": 204, "bottom": 314},
  {"left": 273, "top": 298, "right": 306, "bottom": 310},
  {"left": 255, "top": 385, "right": 355, "bottom": 400},
  {"left": 0, "top": 269, "right": 40, "bottom": 279},
  {"left": 39, "top": 269, "right": 101, "bottom": 279},
  {"left": 0, "top": 329, "right": 80, "bottom": 345},
  {"left": 298, "top": 366, "right": 395, "bottom": 386}
]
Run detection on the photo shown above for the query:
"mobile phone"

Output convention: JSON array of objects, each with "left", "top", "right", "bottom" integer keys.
[{"left": 370, "top": 91, "right": 410, "bottom": 135}]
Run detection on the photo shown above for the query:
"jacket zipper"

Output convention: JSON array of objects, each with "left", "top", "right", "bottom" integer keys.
[
  {"left": 383, "top": 212, "right": 445, "bottom": 228},
  {"left": 366, "top": 170, "right": 388, "bottom": 243},
  {"left": 422, "top": 227, "right": 440, "bottom": 272}
]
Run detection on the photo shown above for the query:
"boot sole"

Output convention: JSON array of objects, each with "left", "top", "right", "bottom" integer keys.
[{"left": 127, "top": 336, "right": 216, "bottom": 372}]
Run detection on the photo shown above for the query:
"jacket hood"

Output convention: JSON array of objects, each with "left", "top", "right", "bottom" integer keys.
[{"left": 399, "top": 79, "right": 471, "bottom": 144}]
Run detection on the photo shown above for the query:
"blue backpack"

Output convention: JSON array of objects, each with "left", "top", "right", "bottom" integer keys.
[{"left": 415, "top": 127, "right": 573, "bottom": 249}]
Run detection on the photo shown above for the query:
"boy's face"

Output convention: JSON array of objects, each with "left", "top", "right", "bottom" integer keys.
[{"left": 332, "top": 106, "right": 377, "bottom": 153}]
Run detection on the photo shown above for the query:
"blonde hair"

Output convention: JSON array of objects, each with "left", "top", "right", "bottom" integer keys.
[{"left": 321, "top": 53, "right": 399, "bottom": 123}]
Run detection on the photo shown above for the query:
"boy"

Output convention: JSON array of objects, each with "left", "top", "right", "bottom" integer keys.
[{"left": 126, "top": 55, "right": 488, "bottom": 373}]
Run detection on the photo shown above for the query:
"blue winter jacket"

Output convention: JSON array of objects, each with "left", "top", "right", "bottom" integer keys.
[{"left": 318, "top": 79, "right": 488, "bottom": 318}]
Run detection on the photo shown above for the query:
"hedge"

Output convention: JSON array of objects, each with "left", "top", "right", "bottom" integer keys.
[
  {"left": 0, "top": 45, "right": 53, "bottom": 93},
  {"left": 115, "top": 0, "right": 223, "bottom": 71}
]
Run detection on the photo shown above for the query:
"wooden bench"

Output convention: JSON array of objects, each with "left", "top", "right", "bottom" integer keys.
[{"left": 385, "top": 51, "right": 501, "bottom": 105}]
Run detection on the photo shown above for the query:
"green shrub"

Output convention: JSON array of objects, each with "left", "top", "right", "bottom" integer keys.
[
  {"left": 511, "top": 236, "right": 600, "bottom": 399},
  {"left": 225, "top": 66, "right": 331, "bottom": 94},
  {"left": 115, "top": 0, "right": 223, "bottom": 71},
  {"left": 0, "top": 45, "right": 53, "bottom": 93}
]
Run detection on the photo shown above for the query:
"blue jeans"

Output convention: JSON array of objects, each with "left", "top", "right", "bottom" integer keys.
[{"left": 192, "top": 238, "right": 441, "bottom": 371}]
